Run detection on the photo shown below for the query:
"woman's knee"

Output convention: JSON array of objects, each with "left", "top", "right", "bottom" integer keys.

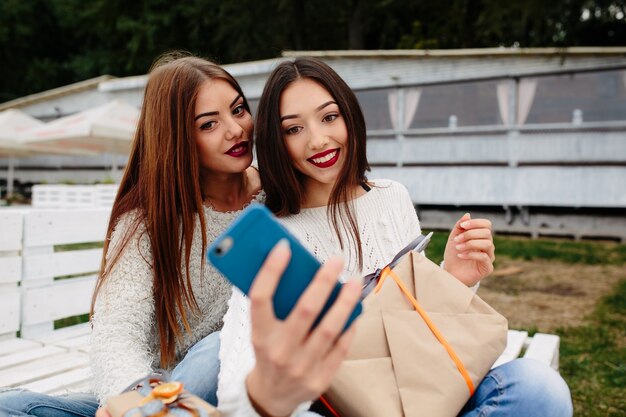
[{"left": 501, "top": 358, "right": 573, "bottom": 416}]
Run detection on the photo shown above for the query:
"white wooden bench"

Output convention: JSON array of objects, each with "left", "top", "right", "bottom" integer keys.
[
  {"left": 0, "top": 207, "right": 560, "bottom": 396},
  {"left": 0, "top": 207, "right": 110, "bottom": 395}
]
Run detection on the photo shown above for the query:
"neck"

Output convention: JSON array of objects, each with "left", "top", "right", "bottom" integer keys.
[
  {"left": 301, "top": 181, "right": 364, "bottom": 208},
  {"left": 202, "top": 169, "right": 251, "bottom": 212}
]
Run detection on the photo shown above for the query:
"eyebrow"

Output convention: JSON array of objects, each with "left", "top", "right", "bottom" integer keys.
[
  {"left": 280, "top": 100, "right": 337, "bottom": 122},
  {"left": 194, "top": 94, "right": 242, "bottom": 121}
]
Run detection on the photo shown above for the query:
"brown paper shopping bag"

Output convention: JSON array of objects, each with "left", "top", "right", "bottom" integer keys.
[
  {"left": 107, "top": 377, "right": 221, "bottom": 417},
  {"left": 324, "top": 251, "right": 508, "bottom": 417}
]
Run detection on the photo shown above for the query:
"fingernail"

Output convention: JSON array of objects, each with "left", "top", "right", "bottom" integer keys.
[
  {"left": 276, "top": 238, "right": 290, "bottom": 248},
  {"left": 454, "top": 235, "right": 463, "bottom": 242},
  {"left": 455, "top": 244, "right": 465, "bottom": 250},
  {"left": 457, "top": 253, "right": 467, "bottom": 258},
  {"left": 460, "top": 221, "right": 470, "bottom": 229}
]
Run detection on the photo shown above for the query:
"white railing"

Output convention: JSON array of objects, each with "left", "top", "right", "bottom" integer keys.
[{"left": 31, "top": 184, "right": 118, "bottom": 209}]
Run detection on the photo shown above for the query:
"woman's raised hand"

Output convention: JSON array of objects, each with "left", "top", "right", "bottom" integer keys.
[
  {"left": 443, "top": 213, "right": 496, "bottom": 287},
  {"left": 245, "top": 240, "right": 361, "bottom": 417}
]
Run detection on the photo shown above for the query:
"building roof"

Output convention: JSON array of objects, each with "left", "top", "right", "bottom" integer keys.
[
  {"left": 0, "top": 75, "right": 116, "bottom": 112},
  {"left": 282, "top": 47, "right": 626, "bottom": 59}
]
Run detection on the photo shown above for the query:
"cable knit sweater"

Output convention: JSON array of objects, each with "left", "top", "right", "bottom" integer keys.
[
  {"left": 90, "top": 191, "right": 265, "bottom": 403},
  {"left": 217, "top": 179, "right": 421, "bottom": 417}
]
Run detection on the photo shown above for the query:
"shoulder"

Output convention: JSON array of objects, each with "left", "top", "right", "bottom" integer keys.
[
  {"left": 369, "top": 179, "right": 411, "bottom": 199},
  {"left": 107, "top": 209, "right": 150, "bottom": 261}
]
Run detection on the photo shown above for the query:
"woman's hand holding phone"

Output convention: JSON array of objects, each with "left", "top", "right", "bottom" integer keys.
[{"left": 245, "top": 240, "right": 361, "bottom": 417}]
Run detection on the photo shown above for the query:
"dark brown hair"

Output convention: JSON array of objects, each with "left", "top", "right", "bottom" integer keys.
[
  {"left": 256, "top": 57, "right": 370, "bottom": 268},
  {"left": 91, "top": 52, "right": 249, "bottom": 367}
]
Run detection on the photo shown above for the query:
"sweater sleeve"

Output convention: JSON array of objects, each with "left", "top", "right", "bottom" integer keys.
[
  {"left": 217, "top": 289, "right": 318, "bottom": 417},
  {"left": 89, "top": 213, "right": 157, "bottom": 404}
]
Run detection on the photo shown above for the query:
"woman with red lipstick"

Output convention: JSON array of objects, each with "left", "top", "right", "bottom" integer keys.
[
  {"left": 216, "top": 58, "right": 572, "bottom": 417},
  {"left": 0, "top": 52, "right": 263, "bottom": 417}
]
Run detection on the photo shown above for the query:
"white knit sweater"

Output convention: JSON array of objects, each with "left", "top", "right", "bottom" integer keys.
[
  {"left": 217, "top": 179, "right": 421, "bottom": 417},
  {"left": 90, "top": 191, "right": 265, "bottom": 403}
]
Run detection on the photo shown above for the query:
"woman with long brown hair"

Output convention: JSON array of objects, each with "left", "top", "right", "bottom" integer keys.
[
  {"left": 88, "top": 51, "right": 264, "bottom": 405},
  {"left": 0, "top": 51, "right": 265, "bottom": 416}
]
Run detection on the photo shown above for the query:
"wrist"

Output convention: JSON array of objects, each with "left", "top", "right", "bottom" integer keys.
[{"left": 246, "top": 371, "right": 292, "bottom": 417}]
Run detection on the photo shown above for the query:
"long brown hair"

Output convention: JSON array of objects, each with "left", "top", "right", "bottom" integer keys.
[
  {"left": 256, "top": 57, "right": 370, "bottom": 269},
  {"left": 91, "top": 52, "right": 249, "bottom": 367}
]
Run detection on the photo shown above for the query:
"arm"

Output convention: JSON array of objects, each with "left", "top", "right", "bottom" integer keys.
[
  {"left": 393, "top": 182, "right": 488, "bottom": 288},
  {"left": 90, "top": 215, "right": 157, "bottom": 403},
  {"left": 218, "top": 241, "right": 360, "bottom": 417}
]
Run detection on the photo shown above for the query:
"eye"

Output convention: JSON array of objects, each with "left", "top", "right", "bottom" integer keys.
[
  {"left": 200, "top": 120, "right": 217, "bottom": 130},
  {"left": 323, "top": 113, "right": 339, "bottom": 123},
  {"left": 232, "top": 104, "right": 246, "bottom": 116},
  {"left": 285, "top": 126, "right": 302, "bottom": 135}
]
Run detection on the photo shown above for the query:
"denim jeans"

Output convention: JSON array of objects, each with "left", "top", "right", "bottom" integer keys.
[
  {"left": 459, "top": 358, "right": 573, "bottom": 417},
  {"left": 0, "top": 331, "right": 221, "bottom": 417}
]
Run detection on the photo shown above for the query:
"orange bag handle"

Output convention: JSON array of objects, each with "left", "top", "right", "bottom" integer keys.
[{"left": 375, "top": 266, "right": 476, "bottom": 395}]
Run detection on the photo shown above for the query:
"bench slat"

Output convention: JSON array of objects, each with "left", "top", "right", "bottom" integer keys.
[
  {"left": 23, "top": 248, "right": 103, "bottom": 281},
  {"left": 524, "top": 333, "right": 560, "bottom": 370},
  {"left": 492, "top": 330, "right": 528, "bottom": 369},
  {"left": 0, "top": 346, "right": 66, "bottom": 371},
  {"left": 0, "top": 352, "right": 89, "bottom": 387},
  {"left": 19, "top": 367, "right": 92, "bottom": 395},
  {"left": 31, "top": 323, "right": 92, "bottom": 345},
  {"left": 21, "top": 276, "right": 96, "bottom": 327},
  {"left": 0, "top": 287, "right": 20, "bottom": 335},
  {"left": 0, "top": 338, "right": 43, "bottom": 357}
]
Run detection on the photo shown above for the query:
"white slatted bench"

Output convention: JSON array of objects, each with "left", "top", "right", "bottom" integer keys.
[
  {"left": 0, "top": 207, "right": 560, "bottom": 396},
  {"left": 0, "top": 207, "right": 110, "bottom": 395}
]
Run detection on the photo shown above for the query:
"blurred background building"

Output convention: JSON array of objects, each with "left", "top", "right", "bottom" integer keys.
[{"left": 1, "top": 47, "right": 625, "bottom": 240}]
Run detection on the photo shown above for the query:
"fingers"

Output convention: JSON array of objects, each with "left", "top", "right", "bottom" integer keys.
[
  {"left": 284, "top": 256, "right": 346, "bottom": 343},
  {"left": 316, "top": 324, "right": 357, "bottom": 383},
  {"left": 454, "top": 219, "right": 495, "bottom": 258},
  {"left": 301, "top": 278, "right": 361, "bottom": 358},
  {"left": 449, "top": 213, "right": 471, "bottom": 238},
  {"left": 459, "top": 217, "right": 492, "bottom": 232},
  {"left": 249, "top": 239, "right": 291, "bottom": 334}
]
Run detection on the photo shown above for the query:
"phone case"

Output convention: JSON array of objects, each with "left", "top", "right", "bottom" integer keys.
[{"left": 208, "top": 203, "right": 361, "bottom": 329}]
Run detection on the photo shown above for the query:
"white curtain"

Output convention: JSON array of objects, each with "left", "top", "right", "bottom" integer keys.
[
  {"left": 403, "top": 88, "right": 421, "bottom": 129},
  {"left": 497, "top": 81, "right": 512, "bottom": 125},
  {"left": 517, "top": 78, "right": 538, "bottom": 126},
  {"left": 388, "top": 88, "right": 422, "bottom": 131},
  {"left": 388, "top": 91, "right": 398, "bottom": 130}
]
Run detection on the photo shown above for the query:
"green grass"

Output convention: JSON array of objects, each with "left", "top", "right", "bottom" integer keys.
[
  {"left": 425, "top": 231, "right": 626, "bottom": 265},
  {"left": 558, "top": 279, "right": 626, "bottom": 416}
]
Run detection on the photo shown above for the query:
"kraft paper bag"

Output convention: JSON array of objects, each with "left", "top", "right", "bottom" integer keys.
[
  {"left": 325, "top": 251, "right": 508, "bottom": 417},
  {"left": 107, "top": 382, "right": 221, "bottom": 417}
]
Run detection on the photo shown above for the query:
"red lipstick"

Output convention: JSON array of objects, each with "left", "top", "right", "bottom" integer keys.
[
  {"left": 226, "top": 141, "right": 249, "bottom": 157},
  {"left": 308, "top": 148, "right": 340, "bottom": 168}
]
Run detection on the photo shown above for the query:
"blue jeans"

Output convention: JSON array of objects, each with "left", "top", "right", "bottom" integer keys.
[
  {"left": 459, "top": 358, "right": 573, "bottom": 417},
  {"left": 0, "top": 331, "right": 221, "bottom": 417}
]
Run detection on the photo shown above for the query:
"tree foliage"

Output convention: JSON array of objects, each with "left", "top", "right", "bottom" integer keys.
[{"left": 1, "top": 0, "right": 625, "bottom": 102}]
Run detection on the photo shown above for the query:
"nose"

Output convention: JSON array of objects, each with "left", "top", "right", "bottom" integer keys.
[
  {"left": 307, "top": 125, "right": 329, "bottom": 150},
  {"left": 224, "top": 118, "right": 244, "bottom": 141}
]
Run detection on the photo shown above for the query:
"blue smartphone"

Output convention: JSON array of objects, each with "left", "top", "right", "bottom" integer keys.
[{"left": 207, "top": 203, "right": 362, "bottom": 330}]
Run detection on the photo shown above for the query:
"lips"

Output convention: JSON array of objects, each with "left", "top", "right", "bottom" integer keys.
[
  {"left": 225, "top": 141, "right": 249, "bottom": 157},
  {"left": 308, "top": 148, "right": 340, "bottom": 168}
]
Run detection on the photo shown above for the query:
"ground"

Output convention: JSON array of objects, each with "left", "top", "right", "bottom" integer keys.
[{"left": 479, "top": 257, "right": 626, "bottom": 331}]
